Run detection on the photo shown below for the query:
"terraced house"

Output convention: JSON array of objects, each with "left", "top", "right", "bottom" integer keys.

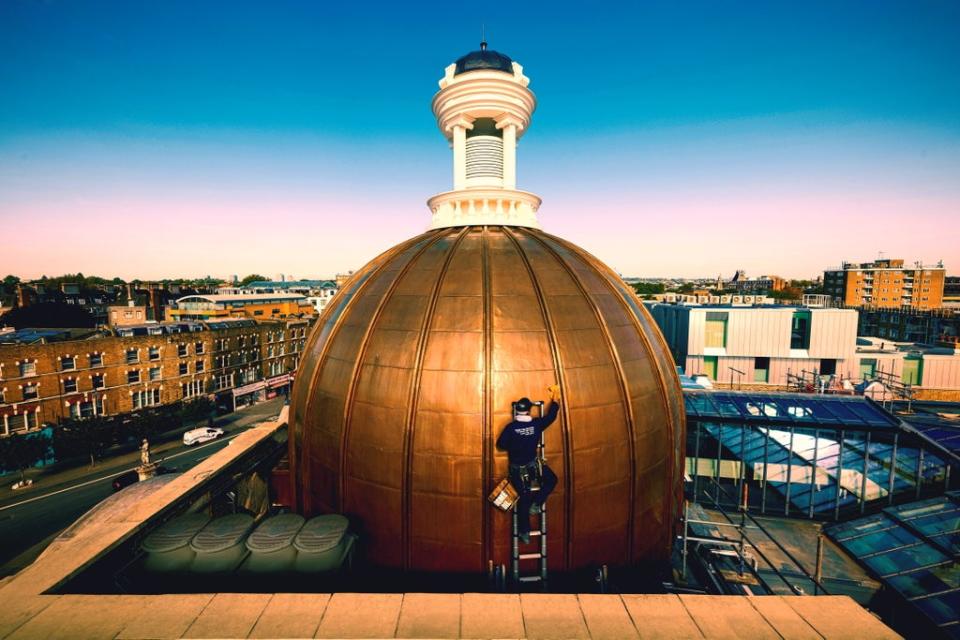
[{"left": 0, "top": 317, "right": 312, "bottom": 436}]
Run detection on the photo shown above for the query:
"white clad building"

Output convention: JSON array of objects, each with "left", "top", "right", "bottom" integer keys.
[{"left": 650, "top": 304, "right": 859, "bottom": 386}]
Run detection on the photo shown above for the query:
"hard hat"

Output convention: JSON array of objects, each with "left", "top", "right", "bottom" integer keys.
[{"left": 515, "top": 397, "right": 532, "bottom": 412}]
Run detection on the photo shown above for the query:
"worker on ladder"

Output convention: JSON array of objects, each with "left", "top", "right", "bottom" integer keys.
[{"left": 496, "top": 384, "right": 561, "bottom": 543}]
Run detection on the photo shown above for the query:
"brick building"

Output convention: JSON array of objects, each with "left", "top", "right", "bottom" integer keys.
[
  {"left": 0, "top": 317, "right": 312, "bottom": 436},
  {"left": 824, "top": 259, "right": 946, "bottom": 309},
  {"left": 728, "top": 271, "right": 787, "bottom": 292}
]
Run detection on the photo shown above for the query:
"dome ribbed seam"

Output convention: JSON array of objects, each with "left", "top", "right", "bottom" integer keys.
[
  {"left": 527, "top": 230, "right": 639, "bottom": 563},
  {"left": 400, "top": 226, "right": 472, "bottom": 570}
]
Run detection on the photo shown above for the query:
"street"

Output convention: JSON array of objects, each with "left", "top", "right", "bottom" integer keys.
[{"left": 0, "top": 399, "right": 284, "bottom": 575}]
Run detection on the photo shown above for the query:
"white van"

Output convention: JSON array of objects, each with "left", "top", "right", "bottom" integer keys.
[{"left": 183, "top": 427, "right": 225, "bottom": 446}]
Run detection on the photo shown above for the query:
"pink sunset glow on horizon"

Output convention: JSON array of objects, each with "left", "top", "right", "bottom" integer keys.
[{"left": 3, "top": 177, "right": 956, "bottom": 282}]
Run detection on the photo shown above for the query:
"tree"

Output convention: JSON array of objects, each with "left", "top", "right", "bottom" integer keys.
[
  {"left": 239, "top": 274, "right": 268, "bottom": 286},
  {"left": 54, "top": 417, "right": 114, "bottom": 466},
  {"left": 632, "top": 282, "right": 665, "bottom": 296},
  {"left": 2, "top": 275, "right": 19, "bottom": 288},
  {"left": 771, "top": 286, "right": 803, "bottom": 301},
  {"left": 180, "top": 397, "right": 213, "bottom": 423},
  {"left": 0, "top": 432, "right": 50, "bottom": 484},
  {"left": 0, "top": 302, "right": 96, "bottom": 329}
]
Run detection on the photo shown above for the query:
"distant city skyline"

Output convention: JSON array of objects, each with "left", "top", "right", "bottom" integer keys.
[{"left": 2, "top": 1, "right": 959, "bottom": 280}]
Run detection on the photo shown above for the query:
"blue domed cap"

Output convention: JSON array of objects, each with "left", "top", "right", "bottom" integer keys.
[{"left": 454, "top": 42, "right": 514, "bottom": 76}]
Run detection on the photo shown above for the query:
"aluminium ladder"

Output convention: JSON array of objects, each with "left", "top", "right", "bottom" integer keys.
[{"left": 511, "top": 400, "right": 548, "bottom": 589}]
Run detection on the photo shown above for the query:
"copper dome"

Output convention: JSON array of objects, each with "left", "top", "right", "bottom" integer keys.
[{"left": 288, "top": 225, "right": 685, "bottom": 573}]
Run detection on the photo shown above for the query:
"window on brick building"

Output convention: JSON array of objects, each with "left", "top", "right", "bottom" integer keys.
[
  {"left": 177, "top": 344, "right": 188, "bottom": 357},
  {"left": 126, "top": 348, "right": 139, "bottom": 364},
  {"left": 127, "top": 370, "right": 140, "bottom": 384},
  {"left": 19, "top": 361, "right": 36, "bottom": 377},
  {"left": 23, "top": 383, "right": 38, "bottom": 400},
  {"left": 149, "top": 346, "right": 160, "bottom": 361},
  {"left": 195, "top": 341, "right": 205, "bottom": 355},
  {"left": 92, "top": 374, "right": 105, "bottom": 389},
  {"left": 195, "top": 360, "right": 205, "bottom": 373},
  {"left": 182, "top": 380, "right": 204, "bottom": 399},
  {"left": 60, "top": 356, "right": 76, "bottom": 371},
  {"left": 179, "top": 363, "right": 188, "bottom": 376},
  {"left": 63, "top": 378, "right": 78, "bottom": 393},
  {"left": 132, "top": 388, "right": 160, "bottom": 409},
  {"left": 89, "top": 353, "right": 103, "bottom": 367},
  {"left": 149, "top": 367, "right": 161, "bottom": 381}
]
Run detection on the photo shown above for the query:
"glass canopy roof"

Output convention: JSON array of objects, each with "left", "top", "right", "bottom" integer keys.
[
  {"left": 683, "top": 390, "right": 900, "bottom": 429},
  {"left": 828, "top": 492, "right": 960, "bottom": 637}
]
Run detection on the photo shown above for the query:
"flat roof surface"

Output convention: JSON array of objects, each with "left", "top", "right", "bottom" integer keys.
[
  {"left": 0, "top": 409, "right": 902, "bottom": 640},
  {"left": 0, "top": 592, "right": 902, "bottom": 639}
]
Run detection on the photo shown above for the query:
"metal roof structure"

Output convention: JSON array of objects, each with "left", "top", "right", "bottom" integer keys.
[
  {"left": 902, "top": 412, "right": 960, "bottom": 458},
  {"left": 204, "top": 319, "right": 258, "bottom": 331},
  {"left": 827, "top": 493, "right": 960, "bottom": 638},
  {"left": 0, "top": 328, "right": 73, "bottom": 344},
  {"left": 0, "top": 328, "right": 100, "bottom": 344},
  {"left": 683, "top": 390, "right": 899, "bottom": 429}
]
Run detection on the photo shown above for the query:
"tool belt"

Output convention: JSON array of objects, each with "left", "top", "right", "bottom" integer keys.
[{"left": 510, "top": 460, "right": 542, "bottom": 492}]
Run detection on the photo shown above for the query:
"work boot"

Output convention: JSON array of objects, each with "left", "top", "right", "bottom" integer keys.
[{"left": 519, "top": 532, "right": 531, "bottom": 544}]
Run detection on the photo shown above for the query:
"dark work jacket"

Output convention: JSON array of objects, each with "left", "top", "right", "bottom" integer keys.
[{"left": 496, "top": 401, "right": 560, "bottom": 465}]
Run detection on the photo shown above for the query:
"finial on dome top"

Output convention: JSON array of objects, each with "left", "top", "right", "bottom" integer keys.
[
  {"left": 480, "top": 23, "right": 486, "bottom": 50},
  {"left": 480, "top": 40, "right": 487, "bottom": 51}
]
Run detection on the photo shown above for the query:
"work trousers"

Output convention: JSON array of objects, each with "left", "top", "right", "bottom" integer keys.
[{"left": 509, "top": 462, "right": 558, "bottom": 536}]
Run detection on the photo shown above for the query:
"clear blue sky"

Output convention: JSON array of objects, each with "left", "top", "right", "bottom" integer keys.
[{"left": 2, "top": 0, "right": 959, "bottom": 279}]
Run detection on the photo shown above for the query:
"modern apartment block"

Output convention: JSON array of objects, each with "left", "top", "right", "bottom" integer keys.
[
  {"left": 824, "top": 259, "right": 946, "bottom": 310},
  {"left": 0, "top": 317, "right": 312, "bottom": 436},
  {"left": 649, "top": 304, "right": 859, "bottom": 386},
  {"left": 944, "top": 276, "right": 960, "bottom": 309},
  {"left": 857, "top": 306, "right": 960, "bottom": 344}
]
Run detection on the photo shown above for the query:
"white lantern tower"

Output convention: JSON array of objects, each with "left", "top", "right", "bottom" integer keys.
[{"left": 427, "top": 42, "right": 541, "bottom": 229}]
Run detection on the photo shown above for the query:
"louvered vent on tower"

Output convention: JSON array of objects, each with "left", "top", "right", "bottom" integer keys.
[{"left": 465, "top": 136, "right": 503, "bottom": 179}]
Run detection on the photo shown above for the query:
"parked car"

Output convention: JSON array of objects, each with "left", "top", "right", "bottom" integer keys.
[
  {"left": 111, "top": 465, "right": 176, "bottom": 491},
  {"left": 182, "top": 427, "right": 225, "bottom": 446}
]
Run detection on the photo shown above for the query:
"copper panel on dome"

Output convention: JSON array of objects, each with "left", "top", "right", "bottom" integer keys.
[
  {"left": 422, "top": 331, "right": 484, "bottom": 371},
  {"left": 491, "top": 330, "right": 552, "bottom": 372},
  {"left": 431, "top": 296, "right": 484, "bottom": 331},
  {"left": 363, "top": 329, "right": 421, "bottom": 368},
  {"left": 412, "top": 410, "right": 483, "bottom": 456},
  {"left": 492, "top": 295, "right": 547, "bottom": 331},
  {"left": 555, "top": 328, "right": 615, "bottom": 368},
  {"left": 290, "top": 226, "right": 685, "bottom": 572}
]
